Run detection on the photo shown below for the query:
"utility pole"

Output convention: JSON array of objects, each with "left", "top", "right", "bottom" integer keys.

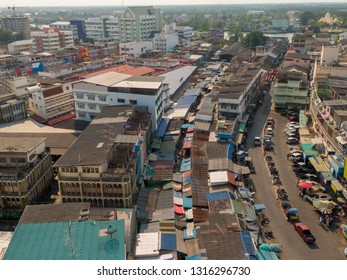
[{"left": 256, "top": 211, "right": 263, "bottom": 248}]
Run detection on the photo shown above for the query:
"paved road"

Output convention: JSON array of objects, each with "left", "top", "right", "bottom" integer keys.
[{"left": 246, "top": 93, "right": 346, "bottom": 259}]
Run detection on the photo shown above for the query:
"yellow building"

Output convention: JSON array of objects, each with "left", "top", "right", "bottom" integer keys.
[{"left": 0, "top": 137, "right": 53, "bottom": 209}]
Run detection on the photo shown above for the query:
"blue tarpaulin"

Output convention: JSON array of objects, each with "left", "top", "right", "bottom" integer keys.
[
  {"left": 181, "top": 123, "right": 195, "bottom": 129},
  {"left": 160, "top": 234, "right": 177, "bottom": 251},
  {"left": 256, "top": 249, "right": 279, "bottom": 260},
  {"left": 215, "top": 133, "right": 233, "bottom": 139},
  {"left": 155, "top": 118, "right": 170, "bottom": 138}
]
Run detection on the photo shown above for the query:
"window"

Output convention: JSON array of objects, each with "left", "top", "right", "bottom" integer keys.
[
  {"left": 79, "top": 112, "right": 86, "bottom": 118},
  {"left": 77, "top": 103, "right": 85, "bottom": 109},
  {"left": 117, "top": 98, "right": 125, "bottom": 103},
  {"left": 98, "top": 96, "right": 106, "bottom": 102},
  {"left": 76, "top": 93, "right": 84, "bottom": 99},
  {"left": 88, "top": 104, "right": 96, "bottom": 110},
  {"left": 129, "top": 100, "right": 137, "bottom": 105},
  {"left": 221, "top": 104, "right": 227, "bottom": 109},
  {"left": 87, "top": 95, "right": 95, "bottom": 100}
]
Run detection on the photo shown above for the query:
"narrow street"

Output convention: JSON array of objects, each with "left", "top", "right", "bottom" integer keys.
[{"left": 246, "top": 92, "right": 346, "bottom": 259}]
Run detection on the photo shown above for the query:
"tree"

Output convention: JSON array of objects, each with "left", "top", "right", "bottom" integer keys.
[
  {"left": 242, "top": 31, "right": 266, "bottom": 49},
  {"left": 300, "top": 11, "right": 316, "bottom": 26},
  {"left": 0, "top": 29, "right": 14, "bottom": 44}
]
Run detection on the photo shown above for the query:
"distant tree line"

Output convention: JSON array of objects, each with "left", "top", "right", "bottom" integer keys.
[{"left": 0, "top": 29, "right": 25, "bottom": 45}]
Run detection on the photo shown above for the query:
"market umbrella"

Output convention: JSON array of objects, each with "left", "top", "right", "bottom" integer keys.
[
  {"left": 298, "top": 181, "right": 313, "bottom": 189},
  {"left": 313, "top": 200, "right": 333, "bottom": 210},
  {"left": 319, "top": 208, "right": 332, "bottom": 214}
]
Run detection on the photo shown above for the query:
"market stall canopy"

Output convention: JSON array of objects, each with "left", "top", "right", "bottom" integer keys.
[
  {"left": 313, "top": 200, "right": 334, "bottom": 210},
  {"left": 208, "top": 158, "right": 250, "bottom": 174}
]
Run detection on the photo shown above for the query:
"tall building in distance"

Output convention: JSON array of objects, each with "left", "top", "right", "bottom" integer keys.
[
  {"left": 0, "top": 10, "right": 30, "bottom": 39},
  {"left": 119, "top": 6, "right": 162, "bottom": 42}
]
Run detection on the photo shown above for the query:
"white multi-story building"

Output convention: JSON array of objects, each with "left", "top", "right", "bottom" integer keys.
[
  {"left": 119, "top": 41, "right": 153, "bottom": 58},
  {"left": 175, "top": 25, "right": 193, "bottom": 39},
  {"left": 73, "top": 72, "right": 168, "bottom": 130},
  {"left": 26, "top": 82, "right": 75, "bottom": 122},
  {"left": 31, "top": 28, "right": 74, "bottom": 53},
  {"left": 153, "top": 32, "right": 178, "bottom": 52},
  {"left": 85, "top": 16, "right": 119, "bottom": 41},
  {"left": 50, "top": 21, "right": 79, "bottom": 40},
  {"left": 119, "top": 6, "right": 163, "bottom": 42},
  {"left": 7, "top": 40, "right": 33, "bottom": 55}
]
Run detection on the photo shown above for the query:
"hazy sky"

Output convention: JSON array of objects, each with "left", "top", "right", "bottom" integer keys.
[{"left": 2, "top": 0, "right": 347, "bottom": 7}]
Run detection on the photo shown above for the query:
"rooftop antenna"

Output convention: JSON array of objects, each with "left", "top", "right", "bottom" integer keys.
[{"left": 105, "top": 224, "right": 117, "bottom": 240}]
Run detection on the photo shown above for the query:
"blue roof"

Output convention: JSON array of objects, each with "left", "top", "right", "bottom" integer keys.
[
  {"left": 228, "top": 143, "right": 235, "bottom": 160},
  {"left": 4, "top": 220, "right": 125, "bottom": 260},
  {"left": 176, "top": 95, "right": 198, "bottom": 108},
  {"left": 206, "top": 191, "right": 233, "bottom": 201},
  {"left": 183, "top": 196, "right": 193, "bottom": 208},
  {"left": 155, "top": 117, "right": 170, "bottom": 138},
  {"left": 160, "top": 233, "right": 176, "bottom": 251}
]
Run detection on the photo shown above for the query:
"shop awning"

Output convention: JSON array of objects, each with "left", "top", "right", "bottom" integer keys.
[
  {"left": 331, "top": 180, "right": 344, "bottom": 193},
  {"left": 308, "top": 157, "right": 329, "bottom": 172},
  {"left": 239, "top": 123, "right": 246, "bottom": 133}
]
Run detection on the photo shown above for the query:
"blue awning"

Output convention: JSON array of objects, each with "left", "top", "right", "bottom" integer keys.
[
  {"left": 155, "top": 118, "right": 170, "bottom": 138},
  {"left": 183, "top": 196, "right": 193, "bottom": 209},
  {"left": 254, "top": 204, "right": 266, "bottom": 211},
  {"left": 206, "top": 191, "right": 233, "bottom": 201},
  {"left": 240, "top": 230, "right": 256, "bottom": 257}
]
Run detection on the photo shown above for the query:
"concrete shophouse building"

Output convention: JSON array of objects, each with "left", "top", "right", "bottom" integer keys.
[
  {"left": 0, "top": 137, "right": 53, "bottom": 209},
  {"left": 54, "top": 106, "right": 151, "bottom": 208}
]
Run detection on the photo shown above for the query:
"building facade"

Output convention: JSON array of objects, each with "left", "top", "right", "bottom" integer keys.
[
  {"left": 31, "top": 28, "right": 74, "bottom": 53},
  {"left": 26, "top": 82, "right": 75, "bottom": 122},
  {"left": 0, "top": 137, "right": 53, "bottom": 209},
  {"left": 272, "top": 71, "right": 309, "bottom": 110},
  {"left": 50, "top": 21, "right": 79, "bottom": 40},
  {"left": 73, "top": 72, "right": 167, "bottom": 130},
  {"left": 271, "top": 19, "right": 290, "bottom": 30},
  {"left": 153, "top": 33, "right": 178, "bottom": 52},
  {"left": 0, "top": 94, "right": 27, "bottom": 124},
  {"left": 1, "top": 16, "right": 30, "bottom": 38},
  {"left": 7, "top": 40, "right": 33, "bottom": 55},
  {"left": 119, "top": 41, "right": 153, "bottom": 58},
  {"left": 54, "top": 106, "right": 151, "bottom": 208},
  {"left": 85, "top": 16, "right": 118, "bottom": 41},
  {"left": 118, "top": 6, "right": 163, "bottom": 42}
]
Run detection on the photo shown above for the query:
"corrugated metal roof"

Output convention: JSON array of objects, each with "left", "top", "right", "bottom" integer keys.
[
  {"left": 206, "top": 191, "right": 232, "bottom": 201},
  {"left": 4, "top": 220, "right": 125, "bottom": 260},
  {"left": 155, "top": 118, "right": 170, "bottom": 138},
  {"left": 135, "top": 232, "right": 160, "bottom": 258},
  {"left": 160, "top": 233, "right": 176, "bottom": 251}
]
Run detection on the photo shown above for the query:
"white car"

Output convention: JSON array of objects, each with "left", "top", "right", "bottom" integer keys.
[
  {"left": 287, "top": 137, "right": 299, "bottom": 144},
  {"left": 266, "top": 127, "right": 273, "bottom": 135},
  {"left": 289, "top": 149, "right": 303, "bottom": 155},
  {"left": 285, "top": 130, "right": 297, "bottom": 136},
  {"left": 287, "top": 122, "right": 299, "bottom": 126}
]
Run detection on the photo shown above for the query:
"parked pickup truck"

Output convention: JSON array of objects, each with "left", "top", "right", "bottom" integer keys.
[{"left": 294, "top": 223, "right": 316, "bottom": 243}]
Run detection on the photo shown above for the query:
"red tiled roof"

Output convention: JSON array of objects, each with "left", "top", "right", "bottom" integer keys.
[
  {"left": 30, "top": 114, "right": 47, "bottom": 124},
  {"left": 49, "top": 112, "right": 76, "bottom": 126}
]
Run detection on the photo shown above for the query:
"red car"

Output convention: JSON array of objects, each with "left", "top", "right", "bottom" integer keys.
[{"left": 294, "top": 223, "right": 316, "bottom": 243}]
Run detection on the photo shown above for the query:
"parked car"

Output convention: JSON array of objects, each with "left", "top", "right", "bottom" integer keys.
[
  {"left": 294, "top": 223, "right": 316, "bottom": 243},
  {"left": 289, "top": 150, "right": 303, "bottom": 155},
  {"left": 266, "top": 127, "right": 273, "bottom": 135},
  {"left": 289, "top": 115, "right": 298, "bottom": 122},
  {"left": 287, "top": 137, "right": 299, "bottom": 144},
  {"left": 288, "top": 152, "right": 303, "bottom": 161},
  {"left": 292, "top": 162, "right": 306, "bottom": 170},
  {"left": 254, "top": 136, "right": 261, "bottom": 146},
  {"left": 287, "top": 133, "right": 299, "bottom": 139},
  {"left": 285, "top": 129, "right": 298, "bottom": 135},
  {"left": 287, "top": 122, "right": 300, "bottom": 126}
]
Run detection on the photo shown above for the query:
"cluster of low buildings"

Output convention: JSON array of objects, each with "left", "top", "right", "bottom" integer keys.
[{"left": 1, "top": 6, "right": 347, "bottom": 261}]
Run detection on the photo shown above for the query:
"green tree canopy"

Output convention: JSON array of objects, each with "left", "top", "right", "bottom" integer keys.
[
  {"left": 242, "top": 31, "right": 266, "bottom": 49},
  {"left": 301, "top": 11, "right": 316, "bottom": 26}
]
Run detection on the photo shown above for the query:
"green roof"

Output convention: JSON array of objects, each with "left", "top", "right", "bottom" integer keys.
[
  {"left": 301, "top": 143, "right": 318, "bottom": 157},
  {"left": 299, "top": 110, "right": 307, "bottom": 128},
  {"left": 4, "top": 220, "right": 125, "bottom": 260}
]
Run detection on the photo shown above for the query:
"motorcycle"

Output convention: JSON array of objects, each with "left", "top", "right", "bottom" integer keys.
[{"left": 263, "top": 230, "right": 274, "bottom": 239}]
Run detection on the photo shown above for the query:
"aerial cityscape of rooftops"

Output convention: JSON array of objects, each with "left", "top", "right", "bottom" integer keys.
[{"left": 1, "top": 2, "right": 347, "bottom": 261}]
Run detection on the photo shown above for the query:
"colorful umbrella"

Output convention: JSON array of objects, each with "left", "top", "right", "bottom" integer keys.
[
  {"left": 298, "top": 181, "right": 313, "bottom": 189},
  {"left": 319, "top": 208, "right": 332, "bottom": 214}
]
